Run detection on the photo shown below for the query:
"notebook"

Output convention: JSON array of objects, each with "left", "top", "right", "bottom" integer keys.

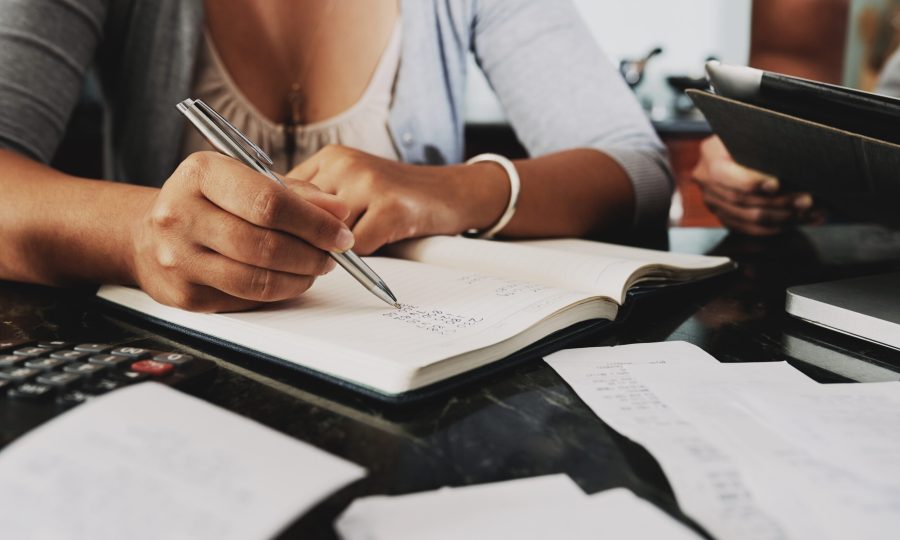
[
  {"left": 97, "top": 236, "right": 733, "bottom": 400},
  {"left": 688, "top": 64, "right": 900, "bottom": 228}
]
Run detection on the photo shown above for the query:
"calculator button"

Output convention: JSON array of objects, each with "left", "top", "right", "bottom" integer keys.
[
  {"left": 88, "top": 354, "right": 132, "bottom": 368},
  {"left": 0, "top": 338, "right": 31, "bottom": 353},
  {"left": 0, "top": 367, "right": 40, "bottom": 382},
  {"left": 50, "top": 350, "right": 91, "bottom": 362},
  {"left": 130, "top": 360, "right": 174, "bottom": 377},
  {"left": 110, "top": 347, "right": 151, "bottom": 359},
  {"left": 25, "top": 357, "right": 69, "bottom": 371},
  {"left": 37, "top": 372, "right": 82, "bottom": 388},
  {"left": 84, "top": 378, "right": 124, "bottom": 395},
  {"left": 13, "top": 347, "right": 46, "bottom": 358},
  {"left": 114, "top": 371, "right": 150, "bottom": 383},
  {"left": 152, "top": 353, "right": 194, "bottom": 366},
  {"left": 58, "top": 390, "right": 90, "bottom": 406},
  {"left": 0, "top": 355, "right": 26, "bottom": 368},
  {"left": 63, "top": 363, "right": 106, "bottom": 378},
  {"left": 74, "top": 343, "right": 111, "bottom": 353},
  {"left": 8, "top": 383, "right": 54, "bottom": 401},
  {"left": 37, "top": 341, "right": 71, "bottom": 350}
]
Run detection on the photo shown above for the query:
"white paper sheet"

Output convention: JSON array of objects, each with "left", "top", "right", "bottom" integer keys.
[
  {"left": 0, "top": 383, "right": 366, "bottom": 540},
  {"left": 546, "top": 341, "right": 900, "bottom": 540},
  {"left": 546, "top": 342, "right": 794, "bottom": 540},
  {"left": 334, "top": 474, "right": 701, "bottom": 540}
]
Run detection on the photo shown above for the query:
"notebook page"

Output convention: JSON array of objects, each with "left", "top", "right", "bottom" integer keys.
[
  {"left": 0, "top": 383, "right": 365, "bottom": 540},
  {"left": 227, "top": 257, "right": 600, "bottom": 369},
  {"left": 517, "top": 238, "right": 732, "bottom": 269},
  {"left": 99, "top": 258, "right": 608, "bottom": 394},
  {"left": 388, "top": 237, "right": 731, "bottom": 304}
]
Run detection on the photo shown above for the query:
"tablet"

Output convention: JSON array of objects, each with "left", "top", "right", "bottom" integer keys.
[{"left": 705, "top": 62, "right": 900, "bottom": 145}]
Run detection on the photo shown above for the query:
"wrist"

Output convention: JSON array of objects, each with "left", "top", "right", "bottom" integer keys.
[
  {"left": 123, "top": 188, "right": 158, "bottom": 287},
  {"left": 446, "top": 159, "right": 511, "bottom": 234}
]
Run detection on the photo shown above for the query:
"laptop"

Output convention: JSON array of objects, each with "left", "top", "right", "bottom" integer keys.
[{"left": 786, "top": 273, "right": 900, "bottom": 352}]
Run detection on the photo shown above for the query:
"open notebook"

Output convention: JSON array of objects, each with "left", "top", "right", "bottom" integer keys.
[{"left": 97, "top": 237, "right": 733, "bottom": 399}]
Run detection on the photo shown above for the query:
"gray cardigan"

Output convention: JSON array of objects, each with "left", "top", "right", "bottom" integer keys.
[{"left": 0, "top": 0, "right": 672, "bottom": 236}]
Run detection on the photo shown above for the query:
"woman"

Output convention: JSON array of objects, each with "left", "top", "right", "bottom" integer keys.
[{"left": 0, "top": 0, "right": 671, "bottom": 312}]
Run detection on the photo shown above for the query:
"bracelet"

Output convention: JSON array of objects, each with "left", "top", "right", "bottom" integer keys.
[{"left": 465, "top": 153, "right": 521, "bottom": 239}]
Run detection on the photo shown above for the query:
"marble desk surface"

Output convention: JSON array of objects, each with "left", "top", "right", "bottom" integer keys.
[{"left": 2, "top": 225, "right": 900, "bottom": 539}]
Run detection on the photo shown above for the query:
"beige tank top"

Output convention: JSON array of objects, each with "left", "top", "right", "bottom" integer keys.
[{"left": 181, "top": 22, "right": 402, "bottom": 174}]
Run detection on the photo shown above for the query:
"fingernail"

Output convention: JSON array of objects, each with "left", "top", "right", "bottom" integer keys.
[
  {"left": 794, "top": 194, "right": 813, "bottom": 209},
  {"left": 335, "top": 227, "right": 355, "bottom": 252},
  {"left": 762, "top": 178, "right": 780, "bottom": 193}
]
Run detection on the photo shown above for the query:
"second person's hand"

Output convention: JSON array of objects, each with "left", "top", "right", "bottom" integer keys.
[{"left": 692, "top": 136, "right": 826, "bottom": 236}]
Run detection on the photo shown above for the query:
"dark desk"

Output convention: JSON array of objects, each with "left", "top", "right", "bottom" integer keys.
[{"left": 2, "top": 226, "right": 900, "bottom": 539}]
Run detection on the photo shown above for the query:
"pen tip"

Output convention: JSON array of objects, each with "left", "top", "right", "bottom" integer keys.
[{"left": 393, "top": 302, "right": 402, "bottom": 309}]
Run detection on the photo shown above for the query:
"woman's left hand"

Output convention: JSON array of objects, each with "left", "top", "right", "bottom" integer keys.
[{"left": 286, "top": 145, "right": 508, "bottom": 254}]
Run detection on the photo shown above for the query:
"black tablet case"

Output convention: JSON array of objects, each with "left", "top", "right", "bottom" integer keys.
[{"left": 687, "top": 89, "right": 900, "bottom": 229}]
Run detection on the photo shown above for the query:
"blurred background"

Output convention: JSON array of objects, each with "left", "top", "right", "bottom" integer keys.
[{"left": 56, "top": 0, "right": 900, "bottom": 229}]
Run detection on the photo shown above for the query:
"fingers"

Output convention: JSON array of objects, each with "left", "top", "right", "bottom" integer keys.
[
  {"left": 283, "top": 176, "right": 351, "bottom": 221},
  {"left": 156, "top": 283, "right": 265, "bottom": 314},
  {"left": 701, "top": 181, "right": 799, "bottom": 211},
  {"left": 704, "top": 187, "right": 794, "bottom": 225},
  {"left": 179, "top": 152, "right": 354, "bottom": 252},
  {"left": 700, "top": 158, "right": 780, "bottom": 194},
  {"left": 180, "top": 249, "right": 318, "bottom": 303},
  {"left": 192, "top": 203, "right": 337, "bottom": 276},
  {"left": 350, "top": 207, "right": 413, "bottom": 255},
  {"left": 694, "top": 136, "right": 778, "bottom": 194}
]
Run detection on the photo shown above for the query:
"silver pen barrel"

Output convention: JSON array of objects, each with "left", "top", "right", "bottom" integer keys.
[{"left": 332, "top": 251, "right": 400, "bottom": 308}]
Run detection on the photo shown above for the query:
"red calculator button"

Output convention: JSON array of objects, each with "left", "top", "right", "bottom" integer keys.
[{"left": 130, "top": 360, "right": 174, "bottom": 377}]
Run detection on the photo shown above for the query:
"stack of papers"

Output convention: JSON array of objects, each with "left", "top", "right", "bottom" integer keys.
[
  {"left": 0, "top": 383, "right": 366, "bottom": 540},
  {"left": 335, "top": 474, "right": 701, "bottom": 540},
  {"left": 546, "top": 341, "right": 900, "bottom": 540}
]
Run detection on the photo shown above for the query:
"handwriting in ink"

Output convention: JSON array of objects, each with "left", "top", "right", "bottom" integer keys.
[{"left": 382, "top": 304, "right": 484, "bottom": 335}]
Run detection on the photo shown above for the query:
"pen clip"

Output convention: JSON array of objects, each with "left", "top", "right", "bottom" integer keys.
[{"left": 194, "top": 100, "right": 274, "bottom": 167}]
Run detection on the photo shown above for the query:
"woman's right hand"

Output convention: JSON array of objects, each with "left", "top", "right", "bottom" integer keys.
[
  {"left": 692, "top": 136, "right": 825, "bottom": 236},
  {"left": 129, "top": 152, "right": 354, "bottom": 312}
]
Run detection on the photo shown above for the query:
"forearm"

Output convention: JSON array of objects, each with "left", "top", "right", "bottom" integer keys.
[
  {"left": 0, "top": 149, "right": 155, "bottom": 286},
  {"left": 456, "top": 149, "right": 635, "bottom": 239}
]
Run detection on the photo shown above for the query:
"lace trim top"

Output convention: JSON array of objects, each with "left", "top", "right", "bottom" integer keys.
[{"left": 181, "top": 22, "right": 401, "bottom": 173}]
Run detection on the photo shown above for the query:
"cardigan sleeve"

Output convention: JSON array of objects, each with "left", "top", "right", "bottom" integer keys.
[
  {"left": 471, "top": 0, "right": 673, "bottom": 234},
  {"left": 0, "top": 0, "right": 107, "bottom": 163}
]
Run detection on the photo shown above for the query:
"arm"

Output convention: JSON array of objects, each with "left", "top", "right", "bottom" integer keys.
[
  {"left": 470, "top": 0, "right": 671, "bottom": 238},
  {"left": 0, "top": 147, "right": 355, "bottom": 311},
  {"left": 287, "top": 145, "right": 633, "bottom": 255},
  {"left": 293, "top": 0, "right": 670, "bottom": 254},
  {"left": 0, "top": 2, "right": 351, "bottom": 312}
]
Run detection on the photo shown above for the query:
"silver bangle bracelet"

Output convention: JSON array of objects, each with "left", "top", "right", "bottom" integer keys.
[{"left": 465, "top": 153, "right": 521, "bottom": 239}]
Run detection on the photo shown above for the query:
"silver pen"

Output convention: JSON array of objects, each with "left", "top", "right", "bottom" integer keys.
[{"left": 176, "top": 98, "right": 400, "bottom": 309}]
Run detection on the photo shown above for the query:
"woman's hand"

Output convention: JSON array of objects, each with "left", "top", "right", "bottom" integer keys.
[
  {"left": 129, "top": 152, "right": 354, "bottom": 312},
  {"left": 287, "top": 145, "right": 509, "bottom": 254},
  {"left": 692, "top": 136, "right": 825, "bottom": 236}
]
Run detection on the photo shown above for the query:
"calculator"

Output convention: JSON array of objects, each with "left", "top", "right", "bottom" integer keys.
[{"left": 0, "top": 338, "right": 217, "bottom": 447}]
